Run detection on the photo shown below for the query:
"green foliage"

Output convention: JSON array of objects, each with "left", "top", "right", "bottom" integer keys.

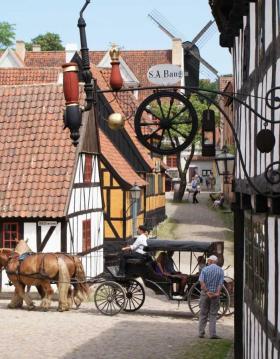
[
  {"left": 198, "top": 79, "right": 219, "bottom": 103},
  {"left": 0, "top": 22, "right": 16, "bottom": 49},
  {"left": 25, "top": 32, "right": 64, "bottom": 51}
]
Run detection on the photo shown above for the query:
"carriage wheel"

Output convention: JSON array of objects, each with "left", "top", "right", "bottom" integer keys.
[
  {"left": 122, "top": 280, "right": 145, "bottom": 312},
  {"left": 134, "top": 91, "right": 198, "bottom": 155},
  {"left": 188, "top": 282, "right": 230, "bottom": 319},
  {"left": 94, "top": 281, "right": 126, "bottom": 316}
]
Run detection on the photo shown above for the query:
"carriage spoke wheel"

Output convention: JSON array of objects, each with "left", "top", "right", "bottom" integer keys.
[
  {"left": 134, "top": 91, "right": 198, "bottom": 155},
  {"left": 94, "top": 281, "right": 126, "bottom": 316},
  {"left": 188, "top": 282, "right": 230, "bottom": 319},
  {"left": 122, "top": 279, "right": 145, "bottom": 312}
]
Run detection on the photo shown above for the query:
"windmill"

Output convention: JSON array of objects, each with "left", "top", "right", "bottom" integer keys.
[{"left": 148, "top": 9, "right": 219, "bottom": 88}]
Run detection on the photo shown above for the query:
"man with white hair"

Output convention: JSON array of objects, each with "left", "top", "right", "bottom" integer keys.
[{"left": 198, "top": 254, "right": 224, "bottom": 339}]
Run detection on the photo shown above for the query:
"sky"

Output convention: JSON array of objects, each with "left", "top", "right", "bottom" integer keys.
[{"left": 2, "top": 0, "right": 232, "bottom": 77}]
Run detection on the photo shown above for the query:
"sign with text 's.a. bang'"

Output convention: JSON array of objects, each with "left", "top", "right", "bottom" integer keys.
[{"left": 147, "top": 64, "right": 183, "bottom": 86}]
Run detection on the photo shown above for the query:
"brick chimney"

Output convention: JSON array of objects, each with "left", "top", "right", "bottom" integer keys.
[
  {"left": 172, "top": 38, "right": 183, "bottom": 67},
  {"left": 32, "top": 44, "right": 41, "bottom": 52},
  {"left": 15, "top": 41, "right": 26, "bottom": 62}
]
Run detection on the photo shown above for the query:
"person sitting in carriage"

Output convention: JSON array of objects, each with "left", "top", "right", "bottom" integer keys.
[
  {"left": 156, "top": 251, "right": 188, "bottom": 296},
  {"left": 118, "top": 225, "right": 150, "bottom": 276}
]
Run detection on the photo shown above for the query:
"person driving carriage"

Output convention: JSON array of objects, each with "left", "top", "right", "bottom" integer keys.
[
  {"left": 156, "top": 251, "right": 188, "bottom": 297},
  {"left": 118, "top": 225, "right": 149, "bottom": 276}
]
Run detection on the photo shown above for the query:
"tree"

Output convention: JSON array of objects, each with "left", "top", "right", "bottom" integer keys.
[
  {"left": 25, "top": 32, "right": 64, "bottom": 51},
  {"left": 174, "top": 91, "right": 219, "bottom": 202},
  {"left": 0, "top": 22, "right": 16, "bottom": 49}
]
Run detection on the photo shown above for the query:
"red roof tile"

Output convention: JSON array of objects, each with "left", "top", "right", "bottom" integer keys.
[
  {"left": 100, "top": 130, "right": 146, "bottom": 187},
  {"left": 0, "top": 83, "right": 76, "bottom": 218},
  {"left": 0, "top": 68, "right": 61, "bottom": 85},
  {"left": 24, "top": 49, "right": 172, "bottom": 100}
]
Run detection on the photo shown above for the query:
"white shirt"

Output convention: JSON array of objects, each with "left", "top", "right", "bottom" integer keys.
[{"left": 130, "top": 234, "right": 148, "bottom": 254}]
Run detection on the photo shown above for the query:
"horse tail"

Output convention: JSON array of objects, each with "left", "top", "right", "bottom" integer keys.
[
  {"left": 58, "top": 257, "right": 70, "bottom": 310},
  {"left": 73, "top": 257, "right": 89, "bottom": 301}
]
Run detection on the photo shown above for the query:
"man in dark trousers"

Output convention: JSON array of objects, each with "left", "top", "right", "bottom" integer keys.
[
  {"left": 198, "top": 255, "right": 224, "bottom": 339},
  {"left": 118, "top": 225, "right": 149, "bottom": 276}
]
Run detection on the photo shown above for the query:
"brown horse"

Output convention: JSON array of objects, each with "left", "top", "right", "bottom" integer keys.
[
  {"left": 0, "top": 241, "right": 89, "bottom": 311},
  {"left": 0, "top": 248, "right": 71, "bottom": 311},
  {"left": 14, "top": 240, "right": 90, "bottom": 309}
]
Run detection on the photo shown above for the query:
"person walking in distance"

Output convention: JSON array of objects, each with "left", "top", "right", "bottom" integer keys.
[
  {"left": 191, "top": 176, "right": 199, "bottom": 204},
  {"left": 198, "top": 255, "right": 224, "bottom": 339}
]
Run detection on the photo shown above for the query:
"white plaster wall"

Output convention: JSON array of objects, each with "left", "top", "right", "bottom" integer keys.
[
  {"left": 23, "top": 222, "right": 37, "bottom": 251},
  {"left": 265, "top": 0, "right": 273, "bottom": 51},
  {"left": 249, "top": 3, "right": 256, "bottom": 75},
  {"left": 41, "top": 223, "right": 61, "bottom": 252}
]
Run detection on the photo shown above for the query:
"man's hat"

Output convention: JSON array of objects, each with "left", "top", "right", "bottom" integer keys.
[{"left": 208, "top": 255, "right": 218, "bottom": 262}]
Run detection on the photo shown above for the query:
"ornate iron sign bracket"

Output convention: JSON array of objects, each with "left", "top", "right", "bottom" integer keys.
[{"left": 62, "top": 0, "right": 280, "bottom": 198}]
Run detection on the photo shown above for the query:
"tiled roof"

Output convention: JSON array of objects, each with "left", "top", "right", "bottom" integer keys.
[
  {"left": 94, "top": 67, "right": 155, "bottom": 170},
  {"left": 0, "top": 67, "right": 61, "bottom": 85},
  {"left": 0, "top": 80, "right": 147, "bottom": 218},
  {"left": 91, "top": 50, "right": 172, "bottom": 100},
  {"left": 25, "top": 51, "right": 65, "bottom": 67},
  {"left": 0, "top": 84, "right": 76, "bottom": 218},
  {"left": 100, "top": 130, "right": 146, "bottom": 187},
  {"left": 24, "top": 49, "right": 172, "bottom": 100}
]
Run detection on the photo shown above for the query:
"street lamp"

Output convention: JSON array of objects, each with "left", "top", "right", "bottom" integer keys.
[
  {"left": 130, "top": 184, "right": 141, "bottom": 201},
  {"left": 128, "top": 184, "right": 141, "bottom": 238},
  {"left": 215, "top": 146, "right": 235, "bottom": 184}
]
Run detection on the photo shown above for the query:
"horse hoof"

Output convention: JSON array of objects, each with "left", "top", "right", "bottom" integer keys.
[
  {"left": 7, "top": 304, "right": 15, "bottom": 309},
  {"left": 27, "top": 305, "right": 35, "bottom": 311}
]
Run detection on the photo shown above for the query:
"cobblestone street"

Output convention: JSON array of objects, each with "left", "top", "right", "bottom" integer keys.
[{"left": 0, "top": 194, "right": 234, "bottom": 359}]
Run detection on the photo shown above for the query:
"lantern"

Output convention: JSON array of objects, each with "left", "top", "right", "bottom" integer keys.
[
  {"left": 215, "top": 146, "right": 235, "bottom": 183},
  {"left": 202, "top": 109, "right": 216, "bottom": 157}
]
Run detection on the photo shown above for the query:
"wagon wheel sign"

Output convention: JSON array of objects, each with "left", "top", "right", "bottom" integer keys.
[{"left": 134, "top": 91, "right": 198, "bottom": 155}]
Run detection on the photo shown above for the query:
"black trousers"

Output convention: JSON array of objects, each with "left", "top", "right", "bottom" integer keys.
[
  {"left": 193, "top": 190, "right": 199, "bottom": 203},
  {"left": 119, "top": 252, "right": 146, "bottom": 274}
]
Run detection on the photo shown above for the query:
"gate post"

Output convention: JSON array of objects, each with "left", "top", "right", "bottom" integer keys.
[{"left": 232, "top": 196, "right": 244, "bottom": 359}]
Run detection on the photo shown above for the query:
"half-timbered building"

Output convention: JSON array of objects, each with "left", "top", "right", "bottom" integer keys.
[
  {"left": 210, "top": 1, "right": 280, "bottom": 357},
  {"left": 0, "top": 84, "right": 103, "bottom": 290},
  {"left": 0, "top": 47, "right": 167, "bottom": 262}
]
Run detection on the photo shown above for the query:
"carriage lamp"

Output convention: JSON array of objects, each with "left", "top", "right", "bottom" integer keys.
[
  {"left": 62, "top": 62, "right": 82, "bottom": 146},
  {"left": 109, "top": 44, "right": 123, "bottom": 91},
  {"left": 215, "top": 145, "right": 235, "bottom": 184},
  {"left": 202, "top": 109, "right": 216, "bottom": 157}
]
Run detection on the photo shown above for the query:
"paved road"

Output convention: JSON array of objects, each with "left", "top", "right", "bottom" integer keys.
[
  {"left": 0, "top": 293, "right": 233, "bottom": 359},
  {"left": 0, "top": 194, "right": 234, "bottom": 359}
]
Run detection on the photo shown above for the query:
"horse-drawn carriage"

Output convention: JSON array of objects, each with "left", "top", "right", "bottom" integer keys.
[
  {"left": 93, "top": 239, "right": 234, "bottom": 317},
  {"left": 0, "top": 239, "right": 234, "bottom": 316}
]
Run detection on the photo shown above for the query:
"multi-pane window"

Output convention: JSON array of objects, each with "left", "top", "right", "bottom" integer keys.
[
  {"left": 166, "top": 155, "right": 177, "bottom": 168},
  {"left": 245, "top": 213, "right": 266, "bottom": 312},
  {"left": 82, "top": 219, "right": 91, "bottom": 252},
  {"left": 83, "top": 154, "right": 92, "bottom": 183},
  {"left": 3, "top": 223, "right": 19, "bottom": 248}
]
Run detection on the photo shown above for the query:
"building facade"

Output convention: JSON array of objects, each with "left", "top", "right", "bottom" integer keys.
[{"left": 210, "top": 1, "right": 280, "bottom": 358}]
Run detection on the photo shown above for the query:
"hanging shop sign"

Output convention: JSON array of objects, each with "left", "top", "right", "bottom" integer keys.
[
  {"left": 147, "top": 64, "right": 183, "bottom": 86},
  {"left": 38, "top": 221, "right": 58, "bottom": 226}
]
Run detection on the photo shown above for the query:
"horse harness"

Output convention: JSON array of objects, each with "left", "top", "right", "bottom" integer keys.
[{"left": 6, "top": 252, "right": 77, "bottom": 283}]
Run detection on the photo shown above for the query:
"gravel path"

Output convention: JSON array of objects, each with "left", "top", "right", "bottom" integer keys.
[{"left": 0, "top": 194, "right": 234, "bottom": 359}]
